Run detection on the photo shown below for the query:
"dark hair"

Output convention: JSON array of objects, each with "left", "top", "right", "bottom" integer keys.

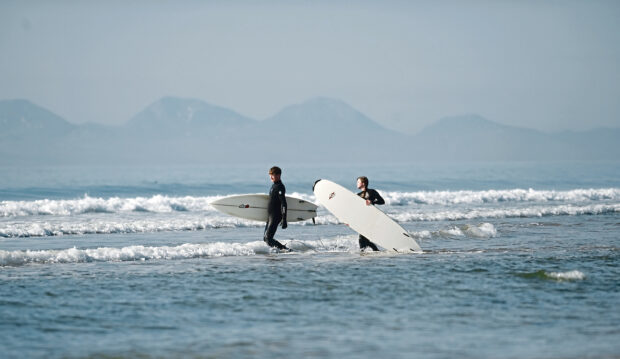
[
  {"left": 357, "top": 176, "right": 368, "bottom": 188},
  {"left": 269, "top": 166, "right": 282, "bottom": 175}
]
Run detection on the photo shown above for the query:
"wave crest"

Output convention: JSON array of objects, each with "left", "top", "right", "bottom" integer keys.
[
  {"left": 0, "top": 242, "right": 258, "bottom": 266},
  {"left": 383, "top": 188, "right": 620, "bottom": 206},
  {"left": 392, "top": 204, "right": 620, "bottom": 222},
  {"left": 518, "top": 270, "right": 586, "bottom": 281},
  {"left": 0, "top": 236, "right": 363, "bottom": 267},
  {"left": 0, "top": 194, "right": 218, "bottom": 217},
  {"left": 2, "top": 188, "right": 618, "bottom": 218}
]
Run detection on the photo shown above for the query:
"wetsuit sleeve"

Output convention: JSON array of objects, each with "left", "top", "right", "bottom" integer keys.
[
  {"left": 279, "top": 184, "right": 288, "bottom": 228},
  {"left": 279, "top": 185, "right": 287, "bottom": 217},
  {"left": 368, "top": 189, "right": 385, "bottom": 205}
]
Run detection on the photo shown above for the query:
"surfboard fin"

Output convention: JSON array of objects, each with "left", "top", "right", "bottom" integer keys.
[{"left": 312, "top": 179, "right": 322, "bottom": 192}]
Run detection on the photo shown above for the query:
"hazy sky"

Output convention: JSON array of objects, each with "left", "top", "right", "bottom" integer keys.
[{"left": 1, "top": 0, "right": 619, "bottom": 133}]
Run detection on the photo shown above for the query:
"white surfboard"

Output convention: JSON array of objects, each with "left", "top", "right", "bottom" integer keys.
[
  {"left": 210, "top": 194, "right": 317, "bottom": 222},
  {"left": 313, "top": 179, "right": 422, "bottom": 253}
]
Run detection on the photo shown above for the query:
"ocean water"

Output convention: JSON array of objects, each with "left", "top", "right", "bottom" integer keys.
[{"left": 1, "top": 161, "right": 619, "bottom": 358}]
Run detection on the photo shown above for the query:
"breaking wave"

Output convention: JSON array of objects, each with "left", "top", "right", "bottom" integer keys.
[
  {"left": 433, "top": 223, "right": 497, "bottom": 239},
  {"left": 0, "top": 237, "right": 362, "bottom": 267},
  {"left": 0, "top": 214, "right": 320, "bottom": 238},
  {"left": 0, "top": 242, "right": 257, "bottom": 266},
  {"left": 518, "top": 270, "right": 586, "bottom": 281},
  {"left": 1, "top": 203, "right": 617, "bottom": 238},
  {"left": 383, "top": 188, "right": 620, "bottom": 206},
  {"left": 391, "top": 203, "right": 620, "bottom": 222},
  {"left": 0, "top": 194, "right": 217, "bottom": 217},
  {"left": 0, "top": 187, "right": 617, "bottom": 238},
  {"left": 2, "top": 188, "right": 618, "bottom": 218}
]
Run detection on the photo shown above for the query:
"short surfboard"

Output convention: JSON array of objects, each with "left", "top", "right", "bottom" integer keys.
[
  {"left": 211, "top": 194, "right": 318, "bottom": 222},
  {"left": 313, "top": 179, "right": 421, "bottom": 253}
]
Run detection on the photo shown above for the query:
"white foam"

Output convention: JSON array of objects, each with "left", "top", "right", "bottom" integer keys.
[
  {"left": 382, "top": 188, "right": 620, "bottom": 206},
  {"left": 392, "top": 203, "right": 620, "bottom": 222},
  {"left": 3, "top": 188, "right": 618, "bottom": 218},
  {"left": 547, "top": 270, "right": 586, "bottom": 280},
  {"left": 0, "top": 194, "right": 221, "bottom": 217},
  {"left": 2, "top": 201, "right": 615, "bottom": 238},
  {"left": 0, "top": 214, "right": 267, "bottom": 238},
  {"left": 413, "top": 230, "right": 432, "bottom": 239},
  {"left": 0, "top": 242, "right": 260, "bottom": 266},
  {"left": 464, "top": 223, "right": 497, "bottom": 238},
  {"left": 433, "top": 223, "right": 497, "bottom": 239},
  {"left": 440, "top": 227, "right": 465, "bottom": 237},
  {"left": 0, "top": 236, "right": 363, "bottom": 267}
]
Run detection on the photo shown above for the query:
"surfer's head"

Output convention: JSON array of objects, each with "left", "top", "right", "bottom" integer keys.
[
  {"left": 269, "top": 166, "right": 282, "bottom": 182},
  {"left": 357, "top": 176, "right": 368, "bottom": 190}
]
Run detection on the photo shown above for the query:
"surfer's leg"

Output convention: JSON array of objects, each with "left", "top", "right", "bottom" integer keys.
[
  {"left": 269, "top": 238, "right": 288, "bottom": 250},
  {"left": 264, "top": 217, "right": 288, "bottom": 250},
  {"left": 264, "top": 217, "right": 279, "bottom": 242},
  {"left": 264, "top": 221, "right": 272, "bottom": 241},
  {"left": 359, "top": 235, "right": 379, "bottom": 251},
  {"left": 368, "top": 241, "right": 379, "bottom": 251}
]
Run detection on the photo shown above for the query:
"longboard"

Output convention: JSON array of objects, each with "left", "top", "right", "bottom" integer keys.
[
  {"left": 211, "top": 194, "right": 317, "bottom": 222},
  {"left": 313, "top": 179, "right": 421, "bottom": 253}
]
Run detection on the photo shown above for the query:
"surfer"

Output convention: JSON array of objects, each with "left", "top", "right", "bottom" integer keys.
[
  {"left": 264, "top": 166, "right": 290, "bottom": 251},
  {"left": 356, "top": 176, "right": 385, "bottom": 251}
]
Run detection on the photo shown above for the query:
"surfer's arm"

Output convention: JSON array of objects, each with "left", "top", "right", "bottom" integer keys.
[
  {"left": 369, "top": 189, "right": 385, "bottom": 205},
  {"left": 279, "top": 188, "right": 288, "bottom": 228}
]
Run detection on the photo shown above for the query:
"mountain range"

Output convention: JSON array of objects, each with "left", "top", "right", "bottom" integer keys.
[{"left": 1, "top": 97, "right": 618, "bottom": 165}]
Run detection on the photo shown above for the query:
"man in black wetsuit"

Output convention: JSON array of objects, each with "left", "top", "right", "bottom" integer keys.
[
  {"left": 264, "top": 166, "right": 290, "bottom": 251},
  {"left": 356, "top": 176, "right": 385, "bottom": 251}
]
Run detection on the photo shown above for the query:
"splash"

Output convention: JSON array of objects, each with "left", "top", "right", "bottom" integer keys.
[{"left": 518, "top": 270, "right": 586, "bottom": 281}]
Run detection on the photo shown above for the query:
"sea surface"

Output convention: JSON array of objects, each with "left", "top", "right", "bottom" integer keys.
[{"left": 1, "top": 161, "right": 619, "bottom": 358}]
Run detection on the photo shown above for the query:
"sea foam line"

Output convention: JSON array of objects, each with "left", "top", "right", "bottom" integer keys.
[
  {"left": 1, "top": 203, "right": 616, "bottom": 238},
  {"left": 383, "top": 188, "right": 620, "bottom": 206},
  {"left": 0, "top": 215, "right": 263, "bottom": 238},
  {"left": 0, "top": 194, "right": 219, "bottom": 217},
  {"left": 392, "top": 203, "right": 620, "bottom": 222},
  {"left": 2, "top": 188, "right": 618, "bottom": 218},
  {"left": 548, "top": 270, "right": 586, "bottom": 280},
  {"left": 0, "top": 237, "right": 361, "bottom": 267},
  {"left": 519, "top": 269, "right": 587, "bottom": 281},
  {"left": 0, "top": 242, "right": 258, "bottom": 267}
]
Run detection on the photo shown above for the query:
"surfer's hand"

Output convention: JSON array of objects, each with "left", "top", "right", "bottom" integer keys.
[
  {"left": 366, "top": 199, "right": 372, "bottom": 205},
  {"left": 281, "top": 220, "right": 288, "bottom": 229}
]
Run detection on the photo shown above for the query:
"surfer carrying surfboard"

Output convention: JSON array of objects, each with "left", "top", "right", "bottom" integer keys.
[
  {"left": 264, "top": 166, "right": 290, "bottom": 251},
  {"left": 356, "top": 176, "right": 385, "bottom": 251}
]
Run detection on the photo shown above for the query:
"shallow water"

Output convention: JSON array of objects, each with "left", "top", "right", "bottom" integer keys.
[{"left": 1, "top": 162, "right": 619, "bottom": 358}]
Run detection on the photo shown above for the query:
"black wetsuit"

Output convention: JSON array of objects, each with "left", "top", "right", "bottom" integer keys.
[
  {"left": 357, "top": 188, "right": 385, "bottom": 251},
  {"left": 264, "top": 180, "right": 288, "bottom": 250}
]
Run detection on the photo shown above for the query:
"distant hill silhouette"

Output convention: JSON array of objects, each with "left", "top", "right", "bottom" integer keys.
[
  {"left": 262, "top": 97, "right": 384, "bottom": 133},
  {"left": 412, "top": 114, "right": 620, "bottom": 161},
  {"left": 413, "top": 115, "right": 563, "bottom": 161},
  {"left": 0, "top": 99, "right": 81, "bottom": 164},
  {"left": 0, "top": 99, "right": 76, "bottom": 139},
  {"left": 0, "top": 97, "right": 618, "bottom": 164},
  {"left": 247, "top": 97, "right": 410, "bottom": 161},
  {"left": 127, "top": 97, "right": 255, "bottom": 138}
]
